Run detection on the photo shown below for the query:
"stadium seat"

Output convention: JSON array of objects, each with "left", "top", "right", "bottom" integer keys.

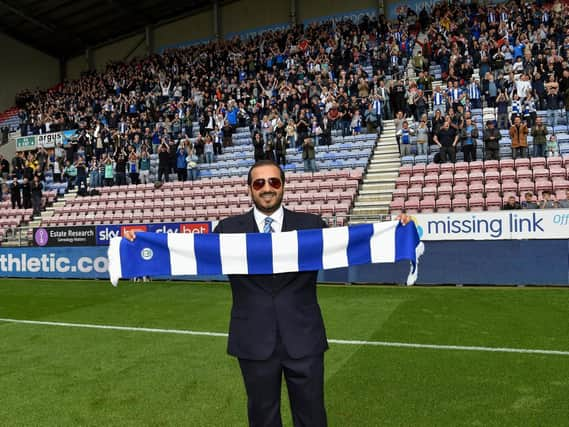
[
  {"left": 530, "top": 157, "right": 546, "bottom": 169},
  {"left": 484, "top": 160, "right": 500, "bottom": 171},
  {"left": 500, "top": 169, "right": 516, "bottom": 183},
  {"left": 424, "top": 173, "right": 439, "bottom": 186},
  {"left": 518, "top": 179, "right": 535, "bottom": 194},
  {"left": 468, "top": 194, "right": 485, "bottom": 211},
  {"left": 468, "top": 181, "right": 484, "bottom": 195},
  {"left": 501, "top": 180, "right": 518, "bottom": 195},
  {"left": 485, "top": 181, "right": 501, "bottom": 196},
  {"left": 452, "top": 195, "right": 468, "bottom": 212},
  {"left": 436, "top": 196, "right": 451, "bottom": 213},
  {"left": 469, "top": 170, "right": 484, "bottom": 184},
  {"left": 485, "top": 194, "right": 502, "bottom": 211},
  {"left": 422, "top": 186, "right": 437, "bottom": 198},
  {"left": 419, "top": 197, "right": 436, "bottom": 213},
  {"left": 437, "top": 184, "right": 453, "bottom": 197},
  {"left": 532, "top": 168, "right": 549, "bottom": 180},
  {"left": 407, "top": 187, "right": 422, "bottom": 200}
]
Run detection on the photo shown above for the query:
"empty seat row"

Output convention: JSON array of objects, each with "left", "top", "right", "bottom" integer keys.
[
  {"left": 393, "top": 179, "right": 569, "bottom": 200},
  {"left": 399, "top": 157, "right": 565, "bottom": 176}
]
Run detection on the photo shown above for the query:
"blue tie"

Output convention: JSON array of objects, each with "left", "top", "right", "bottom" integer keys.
[{"left": 263, "top": 217, "right": 274, "bottom": 233}]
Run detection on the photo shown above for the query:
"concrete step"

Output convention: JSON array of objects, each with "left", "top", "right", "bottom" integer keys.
[
  {"left": 372, "top": 147, "right": 399, "bottom": 153},
  {"left": 366, "top": 167, "right": 399, "bottom": 175},
  {"left": 350, "top": 207, "right": 390, "bottom": 216},
  {"left": 359, "top": 182, "right": 395, "bottom": 191},
  {"left": 355, "top": 194, "right": 393, "bottom": 203},
  {"left": 368, "top": 160, "right": 401, "bottom": 168}
]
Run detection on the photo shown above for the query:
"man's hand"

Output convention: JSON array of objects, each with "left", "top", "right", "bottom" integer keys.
[
  {"left": 124, "top": 230, "right": 137, "bottom": 242},
  {"left": 397, "top": 213, "right": 411, "bottom": 225}
]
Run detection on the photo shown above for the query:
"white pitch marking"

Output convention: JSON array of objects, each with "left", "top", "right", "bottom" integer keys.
[{"left": 1, "top": 318, "right": 568, "bottom": 357}]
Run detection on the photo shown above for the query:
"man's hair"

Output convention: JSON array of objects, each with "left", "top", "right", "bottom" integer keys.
[{"left": 247, "top": 160, "right": 285, "bottom": 186}]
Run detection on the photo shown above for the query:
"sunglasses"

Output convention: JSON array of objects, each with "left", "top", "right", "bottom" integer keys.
[{"left": 251, "top": 177, "right": 282, "bottom": 191}]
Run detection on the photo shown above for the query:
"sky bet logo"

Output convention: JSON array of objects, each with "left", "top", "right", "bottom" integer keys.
[{"left": 96, "top": 222, "right": 211, "bottom": 245}]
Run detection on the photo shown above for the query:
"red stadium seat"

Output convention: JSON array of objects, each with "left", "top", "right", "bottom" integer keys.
[
  {"left": 468, "top": 194, "right": 485, "bottom": 211},
  {"left": 484, "top": 160, "right": 500, "bottom": 171},
  {"left": 436, "top": 196, "right": 451, "bottom": 213}
]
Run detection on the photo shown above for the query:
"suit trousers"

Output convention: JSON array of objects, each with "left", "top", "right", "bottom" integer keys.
[{"left": 238, "top": 332, "right": 327, "bottom": 427}]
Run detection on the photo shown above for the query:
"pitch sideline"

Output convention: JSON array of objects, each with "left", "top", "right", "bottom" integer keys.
[{"left": 1, "top": 317, "right": 568, "bottom": 357}]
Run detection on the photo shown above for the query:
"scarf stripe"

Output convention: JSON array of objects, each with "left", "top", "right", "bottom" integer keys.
[{"left": 108, "top": 221, "right": 423, "bottom": 286}]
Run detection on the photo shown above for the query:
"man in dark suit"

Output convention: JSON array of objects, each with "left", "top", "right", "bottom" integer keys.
[{"left": 214, "top": 159, "right": 328, "bottom": 427}]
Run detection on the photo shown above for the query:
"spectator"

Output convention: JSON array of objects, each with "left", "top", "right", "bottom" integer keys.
[
  {"left": 89, "top": 159, "right": 100, "bottom": 189},
  {"left": 415, "top": 115, "right": 429, "bottom": 156},
  {"left": 128, "top": 151, "right": 140, "bottom": 185},
  {"left": 495, "top": 90, "right": 510, "bottom": 130},
  {"left": 531, "top": 117, "right": 548, "bottom": 158},
  {"left": 310, "top": 117, "right": 323, "bottom": 146},
  {"left": 10, "top": 176, "right": 21, "bottom": 209},
  {"left": 63, "top": 160, "right": 77, "bottom": 190},
  {"left": 213, "top": 125, "right": 223, "bottom": 156},
  {"left": 157, "top": 143, "right": 170, "bottom": 182},
  {"left": 396, "top": 120, "right": 415, "bottom": 157},
  {"left": 433, "top": 120, "right": 457, "bottom": 163},
  {"left": 558, "top": 190, "right": 569, "bottom": 208},
  {"left": 0, "top": 154, "right": 9, "bottom": 181},
  {"left": 502, "top": 195, "right": 521, "bottom": 210},
  {"left": 431, "top": 85, "right": 446, "bottom": 114},
  {"left": 21, "top": 177, "right": 31, "bottom": 209},
  {"left": 103, "top": 157, "right": 114, "bottom": 187},
  {"left": 139, "top": 150, "right": 151, "bottom": 184},
  {"left": 460, "top": 117, "right": 478, "bottom": 162},
  {"left": 285, "top": 121, "right": 296, "bottom": 149},
  {"left": 320, "top": 115, "right": 332, "bottom": 145},
  {"left": 75, "top": 158, "right": 88, "bottom": 192},
  {"left": 12, "top": 152, "right": 24, "bottom": 179},
  {"left": 204, "top": 134, "right": 214, "bottom": 164},
  {"left": 545, "top": 74, "right": 559, "bottom": 127},
  {"left": 274, "top": 130, "right": 287, "bottom": 166},
  {"left": 483, "top": 120, "right": 501, "bottom": 160},
  {"left": 260, "top": 115, "right": 272, "bottom": 144},
  {"left": 253, "top": 132, "right": 264, "bottom": 163},
  {"left": 263, "top": 136, "right": 275, "bottom": 162},
  {"left": 509, "top": 116, "right": 529, "bottom": 159},
  {"left": 222, "top": 120, "right": 233, "bottom": 148},
  {"left": 114, "top": 150, "right": 127, "bottom": 186},
  {"left": 52, "top": 158, "right": 62, "bottom": 183},
  {"left": 302, "top": 138, "right": 316, "bottom": 173},
  {"left": 350, "top": 110, "right": 362, "bottom": 135},
  {"left": 540, "top": 190, "right": 557, "bottom": 209},
  {"left": 31, "top": 175, "right": 43, "bottom": 215},
  {"left": 377, "top": 80, "right": 391, "bottom": 120},
  {"left": 521, "top": 192, "right": 539, "bottom": 209},
  {"left": 186, "top": 149, "right": 199, "bottom": 181},
  {"left": 176, "top": 146, "right": 187, "bottom": 182},
  {"left": 546, "top": 135, "right": 559, "bottom": 158}
]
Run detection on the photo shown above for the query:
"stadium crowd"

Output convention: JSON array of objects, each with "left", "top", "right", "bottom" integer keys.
[
  {"left": 3, "top": 0, "right": 569, "bottom": 214},
  {"left": 10, "top": 13, "right": 400, "bottom": 190},
  {"left": 394, "top": 0, "right": 569, "bottom": 162}
]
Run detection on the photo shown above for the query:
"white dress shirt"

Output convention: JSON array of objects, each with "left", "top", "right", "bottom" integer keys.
[{"left": 253, "top": 206, "right": 284, "bottom": 233}]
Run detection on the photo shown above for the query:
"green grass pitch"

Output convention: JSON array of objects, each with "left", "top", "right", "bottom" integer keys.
[{"left": 1, "top": 279, "right": 568, "bottom": 426}]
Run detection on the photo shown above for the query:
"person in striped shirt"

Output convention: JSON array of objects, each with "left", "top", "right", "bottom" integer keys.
[{"left": 432, "top": 86, "right": 446, "bottom": 114}]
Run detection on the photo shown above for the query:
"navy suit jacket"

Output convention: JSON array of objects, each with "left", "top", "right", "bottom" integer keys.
[{"left": 214, "top": 208, "right": 329, "bottom": 360}]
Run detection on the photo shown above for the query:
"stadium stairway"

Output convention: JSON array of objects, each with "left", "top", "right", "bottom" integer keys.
[{"left": 350, "top": 120, "right": 400, "bottom": 221}]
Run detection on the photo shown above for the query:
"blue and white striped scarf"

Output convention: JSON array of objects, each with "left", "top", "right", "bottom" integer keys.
[{"left": 108, "top": 221, "right": 424, "bottom": 286}]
